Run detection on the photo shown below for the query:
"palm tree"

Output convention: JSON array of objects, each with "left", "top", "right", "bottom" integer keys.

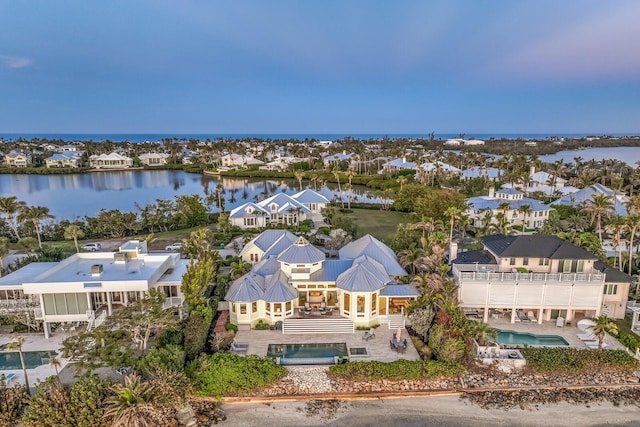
[
  {"left": 294, "top": 170, "right": 304, "bottom": 191},
  {"left": 48, "top": 356, "right": 61, "bottom": 382},
  {"left": 103, "top": 373, "right": 159, "bottom": 427},
  {"left": 0, "top": 196, "right": 26, "bottom": 240},
  {"left": 518, "top": 205, "right": 533, "bottom": 233},
  {"left": 585, "top": 194, "right": 613, "bottom": 243},
  {"left": 63, "top": 224, "right": 85, "bottom": 253},
  {"left": 333, "top": 168, "right": 344, "bottom": 209},
  {"left": 445, "top": 206, "right": 461, "bottom": 246},
  {"left": 470, "top": 321, "right": 497, "bottom": 346},
  {"left": 7, "top": 336, "right": 29, "bottom": 395},
  {"left": 230, "top": 259, "right": 250, "bottom": 279},
  {"left": 17, "top": 205, "right": 54, "bottom": 248},
  {"left": 398, "top": 244, "right": 426, "bottom": 274},
  {"left": 0, "top": 236, "right": 9, "bottom": 276},
  {"left": 590, "top": 316, "right": 618, "bottom": 351},
  {"left": 625, "top": 214, "right": 640, "bottom": 276},
  {"left": 396, "top": 176, "right": 407, "bottom": 191},
  {"left": 605, "top": 215, "right": 626, "bottom": 271}
]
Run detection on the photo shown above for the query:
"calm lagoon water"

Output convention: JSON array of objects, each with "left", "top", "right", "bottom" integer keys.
[
  {"left": 0, "top": 171, "right": 379, "bottom": 220},
  {"left": 538, "top": 146, "right": 640, "bottom": 165}
]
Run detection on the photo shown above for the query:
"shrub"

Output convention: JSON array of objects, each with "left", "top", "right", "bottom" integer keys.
[
  {"left": 519, "top": 348, "right": 639, "bottom": 372},
  {"left": 328, "top": 359, "right": 464, "bottom": 381},
  {"left": 184, "top": 310, "right": 214, "bottom": 361},
  {"left": 0, "top": 377, "right": 29, "bottom": 427},
  {"left": 137, "top": 344, "right": 186, "bottom": 375},
  {"left": 21, "top": 375, "right": 111, "bottom": 427},
  {"left": 185, "top": 353, "right": 287, "bottom": 398},
  {"left": 254, "top": 320, "right": 271, "bottom": 330},
  {"left": 225, "top": 318, "right": 238, "bottom": 333},
  {"left": 617, "top": 328, "right": 640, "bottom": 352}
]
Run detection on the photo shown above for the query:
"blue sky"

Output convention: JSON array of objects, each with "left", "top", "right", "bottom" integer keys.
[{"left": 1, "top": 1, "right": 639, "bottom": 134}]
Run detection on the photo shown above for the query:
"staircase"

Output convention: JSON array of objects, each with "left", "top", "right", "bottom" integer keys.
[
  {"left": 388, "top": 314, "right": 406, "bottom": 330},
  {"left": 282, "top": 317, "right": 354, "bottom": 334}
]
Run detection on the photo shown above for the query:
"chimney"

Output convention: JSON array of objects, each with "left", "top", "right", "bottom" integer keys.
[
  {"left": 488, "top": 188, "right": 495, "bottom": 198},
  {"left": 114, "top": 252, "right": 128, "bottom": 264},
  {"left": 91, "top": 264, "right": 103, "bottom": 276},
  {"left": 530, "top": 166, "right": 535, "bottom": 175},
  {"left": 449, "top": 242, "right": 458, "bottom": 263}
]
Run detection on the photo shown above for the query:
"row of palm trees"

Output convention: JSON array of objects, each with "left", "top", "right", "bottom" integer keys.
[{"left": 0, "top": 196, "right": 53, "bottom": 248}]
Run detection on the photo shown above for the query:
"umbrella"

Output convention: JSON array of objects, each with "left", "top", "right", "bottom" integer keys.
[
  {"left": 396, "top": 328, "right": 402, "bottom": 341},
  {"left": 577, "top": 319, "right": 596, "bottom": 331}
]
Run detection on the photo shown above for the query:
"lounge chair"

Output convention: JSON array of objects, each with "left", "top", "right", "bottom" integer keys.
[
  {"left": 517, "top": 310, "right": 529, "bottom": 322},
  {"left": 230, "top": 342, "right": 248, "bottom": 354},
  {"left": 527, "top": 311, "right": 537, "bottom": 323},
  {"left": 232, "top": 338, "right": 249, "bottom": 349},
  {"left": 577, "top": 333, "right": 597, "bottom": 341},
  {"left": 2, "top": 373, "right": 15, "bottom": 384}
]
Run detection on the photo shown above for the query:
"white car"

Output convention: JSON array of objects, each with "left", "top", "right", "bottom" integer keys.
[
  {"left": 82, "top": 243, "right": 102, "bottom": 251},
  {"left": 165, "top": 243, "right": 182, "bottom": 251}
]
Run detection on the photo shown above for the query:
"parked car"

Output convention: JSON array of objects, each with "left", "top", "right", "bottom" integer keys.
[
  {"left": 82, "top": 243, "right": 102, "bottom": 251},
  {"left": 165, "top": 242, "right": 182, "bottom": 251}
]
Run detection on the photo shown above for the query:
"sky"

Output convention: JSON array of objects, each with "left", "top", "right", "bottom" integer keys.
[{"left": 1, "top": 0, "right": 639, "bottom": 135}]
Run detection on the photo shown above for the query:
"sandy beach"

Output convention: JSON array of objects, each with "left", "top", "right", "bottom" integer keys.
[{"left": 221, "top": 395, "right": 640, "bottom": 427}]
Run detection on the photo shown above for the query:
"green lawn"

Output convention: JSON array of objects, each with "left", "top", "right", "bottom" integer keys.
[{"left": 348, "top": 208, "right": 409, "bottom": 243}]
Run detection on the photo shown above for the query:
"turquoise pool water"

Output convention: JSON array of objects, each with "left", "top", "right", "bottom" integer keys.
[
  {"left": 0, "top": 351, "right": 58, "bottom": 370},
  {"left": 496, "top": 329, "right": 569, "bottom": 347},
  {"left": 267, "top": 343, "right": 348, "bottom": 360}
]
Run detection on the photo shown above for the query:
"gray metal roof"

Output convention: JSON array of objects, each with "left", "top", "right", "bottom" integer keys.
[
  {"left": 352, "top": 255, "right": 391, "bottom": 283},
  {"left": 277, "top": 237, "right": 326, "bottom": 264},
  {"left": 253, "top": 256, "right": 281, "bottom": 277},
  {"left": 225, "top": 273, "right": 265, "bottom": 303},
  {"left": 466, "top": 195, "right": 550, "bottom": 212},
  {"left": 309, "top": 260, "right": 353, "bottom": 282},
  {"left": 262, "top": 271, "right": 297, "bottom": 302},
  {"left": 380, "top": 284, "right": 421, "bottom": 297},
  {"left": 482, "top": 234, "right": 597, "bottom": 260},
  {"left": 229, "top": 202, "right": 269, "bottom": 219},
  {"left": 336, "top": 263, "right": 388, "bottom": 292},
  {"left": 292, "top": 189, "right": 329, "bottom": 204},
  {"left": 257, "top": 193, "right": 311, "bottom": 214},
  {"left": 339, "top": 234, "right": 407, "bottom": 276},
  {"left": 462, "top": 167, "right": 502, "bottom": 179},
  {"left": 241, "top": 230, "right": 298, "bottom": 255},
  {"left": 553, "top": 184, "right": 628, "bottom": 215}
]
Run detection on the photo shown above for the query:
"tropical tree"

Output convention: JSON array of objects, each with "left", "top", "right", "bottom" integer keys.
[
  {"left": 103, "top": 373, "right": 160, "bottom": 427},
  {"left": 48, "top": 356, "right": 61, "bottom": 381},
  {"left": 7, "top": 336, "right": 29, "bottom": 395},
  {"left": 585, "top": 194, "right": 613, "bottom": 243},
  {"left": 181, "top": 258, "right": 216, "bottom": 311},
  {"left": 230, "top": 258, "right": 251, "bottom": 279},
  {"left": 18, "top": 205, "right": 54, "bottom": 248},
  {"left": 0, "top": 236, "right": 9, "bottom": 275},
  {"left": 518, "top": 204, "right": 533, "bottom": 233},
  {"left": 625, "top": 214, "right": 640, "bottom": 276},
  {"left": 333, "top": 168, "right": 345, "bottom": 208},
  {"left": 469, "top": 321, "right": 497, "bottom": 346},
  {"left": 0, "top": 196, "right": 26, "bottom": 240},
  {"left": 445, "top": 206, "right": 461, "bottom": 246},
  {"left": 605, "top": 215, "right": 627, "bottom": 271},
  {"left": 590, "top": 316, "right": 618, "bottom": 351},
  {"left": 294, "top": 170, "right": 304, "bottom": 191},
  {"left": 63, "top": 224, "right": 85, "bottom": 253},
  {"left": 397, "top": 244, "right": 426, "bottom": 275}
]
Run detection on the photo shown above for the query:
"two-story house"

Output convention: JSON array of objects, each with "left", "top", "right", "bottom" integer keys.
[
  {"left": 226, "top": 231, "right": 418, "bottom": 330},
  {"left": 139, "top": 152, "right": 170, "bottom": 166},
  {"left": 90, "top": 152, "right": 134, "bottom": 169},
  {"left": 45, "top": 153, "right": 82, "bottom": 168},
  {"left": 451, "top": 234, "right": 630, "bottom": 324},
  {"left": 4, "top": 150, "right": 32, "bottom": 168}
]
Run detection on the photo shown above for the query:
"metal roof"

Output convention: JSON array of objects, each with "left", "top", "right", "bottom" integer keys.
[
  {"left": 229, "top": 202, "right": 269, "bottom": 218},
  {"left": 309, "top": 260, "right": 353, "bottom": 282},
  {"left": 336, "top": 263, "right": 388, "bottom": 292},
  {"left": 292, "top": 189, "right": 330, "bottom": 204},
  {"left": 466, "top": 196, "right": 550, "bottom": 212},
  {"left": 339, "top": 234, "right": 407, "bottom": 276},
  {"left": 380, "top": 284, "right": 421, "bottom": 297},
  {"left": 225, "top": 273, "right": 265, "bottom": 303},
  {"left": 277, "top": 237, "right": 326, "bottom": 264},
  {"left": 241, "top": 230, "right": 298, "bottom": 254},
  {"left": 261, "top": 271, "right": 297, "bottom": 302}
]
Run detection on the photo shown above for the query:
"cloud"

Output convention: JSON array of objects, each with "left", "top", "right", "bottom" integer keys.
[
  {"left": 0, "top": 55, "right": 32, "bottom": 69},
  {"left": 495, "top": 3, "right": 640, "bottom": 82}
]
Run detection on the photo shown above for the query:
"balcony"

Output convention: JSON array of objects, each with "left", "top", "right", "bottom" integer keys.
[
  {"left": 163, "top": 296, "right": 184, "bottom": 309},
  {"left": 452, "top": 264, "right": 605, "bottom": 284}
]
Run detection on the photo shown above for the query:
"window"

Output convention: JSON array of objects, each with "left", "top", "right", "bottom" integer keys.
[
  {"left": 523, "top": 258, "right": 529, "bottom": 266},
  {"left": 343, "top": 293, "right": 351, "bottom": 314},
  {"left": 371, "top": 293, "right": 377, "bottom": 313},
  {"left": 509, "top": 258, "right": 516, "bottom": 266},
  {"left": 603, "top": 284, "right": 618, "bottom": 295},
  {"left": 240, "top": 304, "right": 247, "bottom": 315},
  {"left": 357, "top": 296, "right": 365, "bottom": 313},
  {"left": 539, "top": 258, "right": 549, "bottom": 266},
  {"left": 252, "top": 302, "right": 257, "bottom": 313},
  {"left": 576, "top": 260, "right": 584, "bottom": 273}
]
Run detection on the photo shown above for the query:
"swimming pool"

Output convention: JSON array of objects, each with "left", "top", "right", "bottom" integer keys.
[
  {"left": 267, "top": 343, "right": 348, "bottom": 364},
  {"left": 0, "top": 350, "right": 58, "bottom": 370},
  {"left": 495, "top": 329, "right": 570, "bottom": 347}
]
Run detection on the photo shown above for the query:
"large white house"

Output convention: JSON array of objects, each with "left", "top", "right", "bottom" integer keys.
[
  {"left": 465, "top": 188, "right": 553, "bottom": 231},
  {"left": 452, "top": 234, "right": 631, "bottom": 323},
  {"left": 0, "top": 241, "right": 187, "bottom": 338},
  {"left": 230, "top": 191, "right": 318, "bottom": 229},
  {"left": 90, "top": 152, "right": 133, "bottom": 169},
  {"left": 226, "top": 231, "right": 418, "bottom": 330},
  {"left": 45, "top": 153, "right": 82, "bottom": 168},
  {"left": 139, "top": 152, "right": 170, "bottom": 166}
]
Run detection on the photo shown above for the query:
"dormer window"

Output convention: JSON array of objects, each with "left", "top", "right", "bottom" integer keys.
[{"left": 270, "top": 203, "right": 277, "bottom": 212}]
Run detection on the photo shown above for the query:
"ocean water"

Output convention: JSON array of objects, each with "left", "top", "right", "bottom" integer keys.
[{"left": 1, "top": 132, "right": 635, "bottom": 143}]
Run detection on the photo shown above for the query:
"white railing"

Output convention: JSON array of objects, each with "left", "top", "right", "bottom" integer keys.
[
  {"left": 454, "top": 267, "right": 605, "bottom": 284},
  {"left": 162, "top": 296, "right": 183, "bottom": 309},
  {"left": 94, "top": 311, "right": 107, "bottom": 329},
  {"left": 86, "top": 310, "right": 96, "bottom": 331}
]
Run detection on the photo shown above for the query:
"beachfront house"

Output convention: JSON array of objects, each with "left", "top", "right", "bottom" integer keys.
[
  {"left": 45, "top": 153, "right": 82, "bottom": 168},
  {"left": 139, "top": 152, "right": 170, "bottom": 166},
  {"left": 226, "top": 232, "right": 418, "bottom": 330},
  {"left": 4, "top": 150, "right": 32, "bottom": 168},
  {"left": 465, "top": 188, "right": 553, "bottom": 231},
  {"left": 0, "top": 241, "right": 187, "bottom": 338},
  {"left": 89, "top": 152, "right": 134, "bottom": 169},
  {"left": 451, "top": 234, "right": 629, "bottom": 324}
]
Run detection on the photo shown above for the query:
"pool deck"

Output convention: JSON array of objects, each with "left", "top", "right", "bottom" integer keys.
[
  {"left": 235, "top": 328, "right": 420, "bottom": 363},
  {"left": 0, "top": 329, "right": 73, "bottom": 388},
  {"left": 485, "top": 318, "right": 626, "bottom": 350}
]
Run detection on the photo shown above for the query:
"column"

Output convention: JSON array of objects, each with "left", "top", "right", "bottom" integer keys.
[
  {"left": 124, "top": 291, "right": 129, "bottom": 306},
  {"left": 44, "top": 322, "right": 50, "bottom": 339},
  {"left": 510, "top": 308, "right": 516, "bottom": 324},
  {"left": 106, "top": 292, "right": 113, "bottom": 316},
  {"left": 538, "top": 308, "right": 543, "bottom": 324},
  {"left": 483, "top": 307, "right": 489, "bottom": 323}
]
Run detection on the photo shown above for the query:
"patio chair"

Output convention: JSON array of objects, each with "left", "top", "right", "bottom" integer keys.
[
  {"left": 232, "top": 338, "right": 249, "bottom": 349},
  {"left": 304, "top": 302, "right": 313, "bottom": 313},
  {"left": 389, "top": 340, "right": 398, "bottom": 351},
  {"left": 230, "top": 342, "right": 248, "bottom": 354},
  {"left": 527, "top": 311, "right": 537, "bottom": 323},
  {"left": 319, "top": 301, "right": 327, "bottom": 312},
  {"left": 2, "top": 373, "right": 15, "bottom": 384},
  {"left": 362, "top": 328, "right": 376, "bottom": 341},
  {"left": 320, "top": 307, "right": 333, "bottom": 316}
]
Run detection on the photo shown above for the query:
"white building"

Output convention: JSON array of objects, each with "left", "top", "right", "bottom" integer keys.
[
  {"left": 45, "top": 153, "right": 82, "bottom": 168},
  {"left": 0, "top": 241, "right": 187, "bottom": 338},
  {"left": 90, "top": 152, "right": 133, "bottom": 169},
  {"left": 452, "top": 234, "right": 631, "bottom": 323},
  {"left": 139, "top": 152, "right": 170, "bottom": 166}
]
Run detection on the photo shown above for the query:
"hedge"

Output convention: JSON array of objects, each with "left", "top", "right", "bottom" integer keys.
[
  {"left": 519, "top": 348, "right": 639, "bottom": 372},
  {"left": 328, "top": 359, "right": 464, "bottom": 381}
]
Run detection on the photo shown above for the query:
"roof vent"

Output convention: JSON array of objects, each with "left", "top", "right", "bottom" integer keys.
[
  {"left": 114, "top": 252, "right": 128, "bottom": 264},
  {"left": 91, "top": 264, "right": 103, "bottom": 276}
]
